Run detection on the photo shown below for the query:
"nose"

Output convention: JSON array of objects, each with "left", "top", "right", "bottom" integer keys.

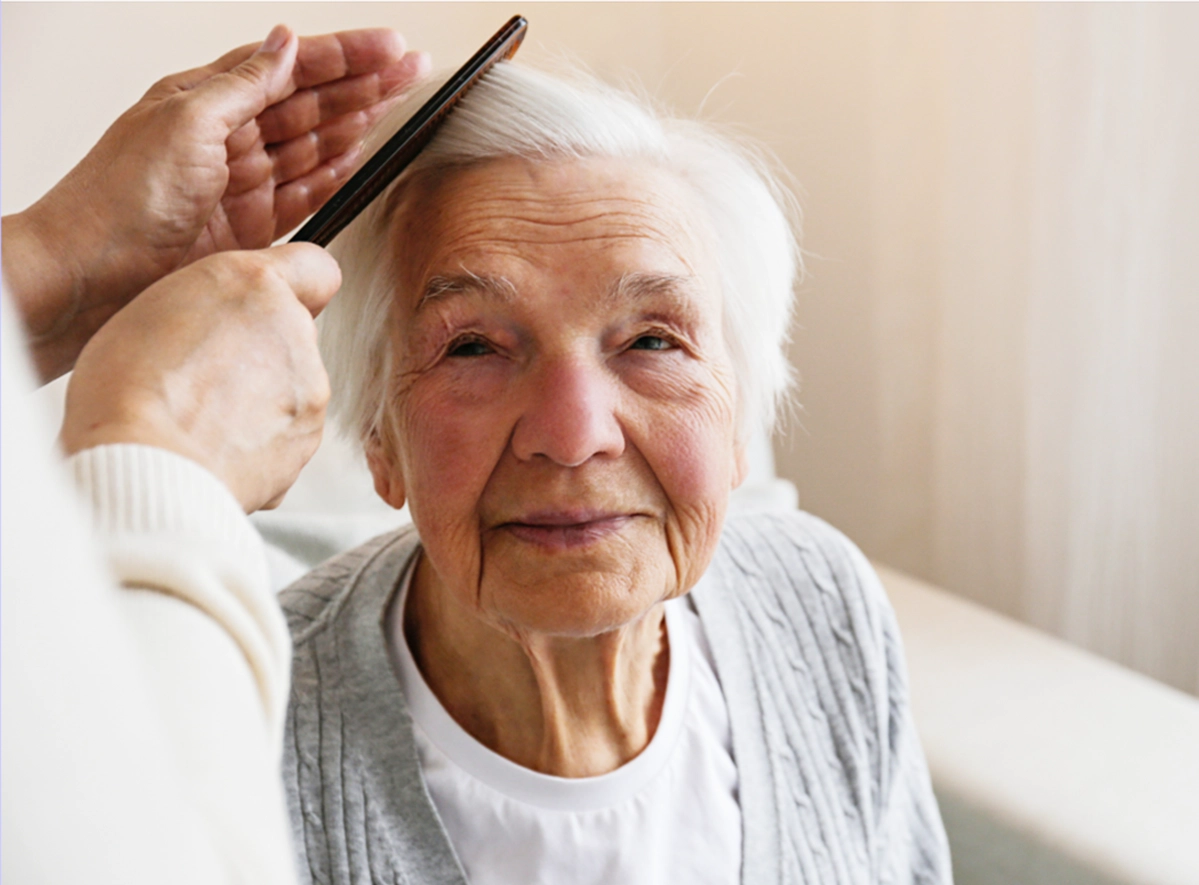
[{"left": 511, "top": 355, "right": 625, "bottom": 466}]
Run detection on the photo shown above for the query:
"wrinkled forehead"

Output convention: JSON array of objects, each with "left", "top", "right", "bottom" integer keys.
[{"left": 384, "top": 155, "right": 721, "bottom": 310}]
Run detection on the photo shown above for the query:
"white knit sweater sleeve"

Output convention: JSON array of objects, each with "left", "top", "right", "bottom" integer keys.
[
  {"left": 66, "top": 444, "right": 298, "bottom": 883},
  {"left": 1, "top": 290, "right": 296, "bottom": 885},
  {"left": 68, "top": 443, "right": 291, "bottom": 736}
]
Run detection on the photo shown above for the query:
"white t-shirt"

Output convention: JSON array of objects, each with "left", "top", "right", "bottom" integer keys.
[{"left": 386, "top": 561, "right": 741, "bottom": 885}]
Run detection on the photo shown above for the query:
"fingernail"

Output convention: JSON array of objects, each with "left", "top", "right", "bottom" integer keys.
[{"left": 260, "top": 24, "right": 289, "bottom": 54}]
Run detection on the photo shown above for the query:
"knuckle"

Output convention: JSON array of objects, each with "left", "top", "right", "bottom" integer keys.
[
  {"left": 168, "top": 93, "right": 210, "bottom": 131},
  {"left": 226, "top": 59, "right": 270, "bottom": 91},
  {"left": 243, "top": 256, "right": 280, "bottom": 291},
  {"left": 288, "top": 351, "right": 330, "bottom": 419},
  {"left": 311, "top": 369, "right": 332, "bottom": 412},
  {"left": 203, "top": 252, "right": 285, "bottom": 306},
  {"left": 147, "top": 73, "right": 183, "bottom": 98}
]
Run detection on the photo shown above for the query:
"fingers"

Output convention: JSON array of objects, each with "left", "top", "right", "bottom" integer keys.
[
  {"left": 291, "top": 29, "right": 409, "bottom": 90},
  {"left": 143, "top": 46, "right": 259, "bottom": 97},
  {"left": 225, "top": 52, "right": 427, "bottom": 193},
  {"left": 184, "top": 25, "right": 300, "bottom": 136},
  {"left": 218, "top": 141, "right": 362, "bottom": 240},
  {"left": 154, "top": 27, "right": 412, "bottom": 97},
  {"left": 262, "top": 243, "right": 342, "bottom": 316},
  {"left": 267, "top": 114, "right": 369, "bottom": 186},
  {"left": 257, "top": 51, "right": 430, "bottom": 144},
  {"left": 269, "top": 149, "right": 364, "bottom": 237},
  {"left": 226, "top": 53, "right": 423, "bottom": 197},
  {"left": 227, "top": 109, "right": 371, "bottom": 196}
]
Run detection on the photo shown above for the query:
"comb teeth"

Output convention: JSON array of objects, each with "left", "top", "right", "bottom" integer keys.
[{"left": 291, "top": 16, "right": 528, "bottom": 247}]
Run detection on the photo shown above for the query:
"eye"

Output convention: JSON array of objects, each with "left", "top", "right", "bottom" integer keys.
[
  {"left": 447, "top": 336, "right": 494, "bottom": 358},
  {"left": 629, "top": 334, "right": 676, "bottom": 352}
]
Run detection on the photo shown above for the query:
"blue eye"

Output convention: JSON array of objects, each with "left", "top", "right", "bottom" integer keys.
[
  {"left": 630, "top": 335, "right": 674, "bottom": 351},
  {"left": 448, "top": 338, "right": 493, "bottom": 357}
]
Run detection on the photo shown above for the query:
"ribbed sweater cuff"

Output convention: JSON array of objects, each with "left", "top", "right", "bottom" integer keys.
[
  {"left": 68, "top": 444, "right": 260, "bottom": 564},
  {"left": 67, "top": 444, "right": 288, "bottom": 737}
]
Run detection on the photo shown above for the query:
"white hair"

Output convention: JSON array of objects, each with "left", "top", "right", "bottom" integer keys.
[{"left": 320, "top": 63, "right": 800, "bottom": 447}]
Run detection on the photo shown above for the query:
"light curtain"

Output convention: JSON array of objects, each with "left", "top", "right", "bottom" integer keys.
[{"left": 861, "top": 4, "right": 1199, "bottom": 694}]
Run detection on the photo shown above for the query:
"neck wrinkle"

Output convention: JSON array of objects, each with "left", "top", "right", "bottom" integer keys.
[{"left": 407, "top": 555, "right": 671, "bottom": 778}]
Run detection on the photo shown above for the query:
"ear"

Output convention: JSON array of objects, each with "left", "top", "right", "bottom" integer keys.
[
  {"left": 365, "top": 430, "right": 407, "bottom": 510},
  {"left": 731, "top": 437, "right": 749, "bottom": 490}
]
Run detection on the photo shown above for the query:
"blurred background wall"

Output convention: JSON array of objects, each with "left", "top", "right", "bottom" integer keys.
[{"left": 5, "top": 2, "right": 1198, "bottom": 695}]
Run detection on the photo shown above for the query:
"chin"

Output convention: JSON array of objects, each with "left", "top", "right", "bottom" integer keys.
[{"left": 478, "top": 559, "right": 676, "bottom": 638}]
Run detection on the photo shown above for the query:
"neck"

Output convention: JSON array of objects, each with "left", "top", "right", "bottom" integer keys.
[{"left": 404, "top": 556, "right": 670, "bottom": 778}]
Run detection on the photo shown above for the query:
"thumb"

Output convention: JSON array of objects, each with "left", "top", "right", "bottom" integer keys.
[
  {"left": 185, "top": 25, "right": 299, "bottom": 137},
  {"left": 264, "top": 243, "right": 343, "bottom": 317}
]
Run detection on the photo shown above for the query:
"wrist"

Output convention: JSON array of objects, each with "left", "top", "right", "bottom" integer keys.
[
  {"left": 60, "top": 408, "right": 257, "bottom": 515},
  {"left": 2, "top": 194, "right": 122, "bottom": 382},
  {"left": 1, "top": 206, "right": 84, "bottom": 336}
]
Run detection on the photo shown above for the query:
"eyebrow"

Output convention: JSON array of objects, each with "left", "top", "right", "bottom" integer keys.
[
  {"left": 418, "top": 271, "right": 518, "bottom": 310},
  {"left": 605, "top": 271, "right": 699, "bottom": 306}
]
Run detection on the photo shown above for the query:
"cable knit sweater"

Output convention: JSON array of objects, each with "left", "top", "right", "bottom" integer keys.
[
  {"left": 1, "top": 294, "right": 297, "bottom": 884},
  {"left": 279, "top": 514, "right": 951, "bottom": 884}
]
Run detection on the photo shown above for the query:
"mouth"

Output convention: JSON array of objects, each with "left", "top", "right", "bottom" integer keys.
[{"left": 498, "top": 511, "right": 634, "bottom": 551}]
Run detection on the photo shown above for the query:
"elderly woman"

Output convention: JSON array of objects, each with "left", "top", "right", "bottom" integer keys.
[{"left": 281, "top": 63, "right": 950, "bottom": 885}]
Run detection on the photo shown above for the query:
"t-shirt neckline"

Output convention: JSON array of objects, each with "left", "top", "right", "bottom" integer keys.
[{"left": 387, "top": 556, "right": 694, "bottom": 813}]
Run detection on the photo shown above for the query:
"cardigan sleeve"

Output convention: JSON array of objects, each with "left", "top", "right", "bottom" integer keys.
[
  {"left": 69, "top": 443, "right": 291, "bottom": 736},
  {"left": 838, "top": 541, "right": 953, "bottom": 885},
  {"left": 701, "top": 511, "right": 952, "bottom": 884}
]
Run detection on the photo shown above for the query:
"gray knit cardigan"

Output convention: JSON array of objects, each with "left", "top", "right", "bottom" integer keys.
[{"left": 280, "top": 511, "right": 952, "bottom": 885}]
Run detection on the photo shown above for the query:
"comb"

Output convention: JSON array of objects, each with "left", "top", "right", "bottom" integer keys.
[{"left": 290, "top": 15, "right": 527, "bottom": 246}]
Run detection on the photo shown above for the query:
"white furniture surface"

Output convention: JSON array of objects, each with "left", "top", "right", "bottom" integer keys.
[{"left": 880, "top": 566, "right": 1199, "bottom": 885}]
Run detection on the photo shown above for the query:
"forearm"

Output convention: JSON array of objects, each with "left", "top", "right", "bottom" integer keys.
[{"left": 1, "top": 202, "right": 116, "bottom": 383}]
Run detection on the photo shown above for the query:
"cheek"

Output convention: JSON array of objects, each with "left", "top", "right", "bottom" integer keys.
[
  {"left": 653, "top": 427, "right": 734, "bottom": 593},
  {"left": 632, "top": 366, "right": 739, "bottom": 587},
  {"left": 390, "top": 375, "right": 513, "bottom": 571},
  {"left": 391, "top": 339, "right": 518, "bottom": 499},
  {"left": 631, "top": 356, "right": 738, "bottom": 493},
  {"left": 652, "top": 412, "right": 736, "bottom": 525}
]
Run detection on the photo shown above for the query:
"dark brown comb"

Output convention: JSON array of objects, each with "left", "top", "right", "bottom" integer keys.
[{"left": 290, "top": 15, "right": 527, "bottom": 247}]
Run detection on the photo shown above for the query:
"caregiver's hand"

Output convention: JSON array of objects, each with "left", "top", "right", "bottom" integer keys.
[
  {"left": 2, "top": 24, "right": 429, "bottom": 382},
  {"left": 60, "top": 244, "right": 340, "bottom": 513}
]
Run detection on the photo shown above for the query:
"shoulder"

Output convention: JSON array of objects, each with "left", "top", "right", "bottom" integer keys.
[
  {"left": 718, "top": 508, "right": 866, "bottom": 566},
  {"left": 702, "top": 512, "right": 942, "bottom": 879},
  {"left": 704, "top": 510, "right": 897, "bottom": 733},
  {"left": 279, "top": 524, "right": 421, "bottom": 645},
  {"left": 714, "top": 510, "right": 886, "bottom": 627}
]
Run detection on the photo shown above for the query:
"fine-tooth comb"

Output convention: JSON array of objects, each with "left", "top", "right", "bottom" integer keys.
[{"left": 290, "top": 15, "right": 528, "bottom": 247}]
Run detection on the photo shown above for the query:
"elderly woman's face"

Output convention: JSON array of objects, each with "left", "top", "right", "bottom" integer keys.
[{"left": 369, "top": 156, "right": 745, "bottom": 637}]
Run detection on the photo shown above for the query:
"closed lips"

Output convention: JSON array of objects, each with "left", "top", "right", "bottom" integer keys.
[{"left": 499, "top": 513, "right": 636, "bottom": 549}]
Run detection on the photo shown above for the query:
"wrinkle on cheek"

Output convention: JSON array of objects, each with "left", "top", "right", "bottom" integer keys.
[
  {"left": 388, "top": 372, "right": 511, "bottom": 625},
  {"left": 627, "top": 339, "right": 737, "bottom": 410},
  {"left": 664, "top": 494, "right": 726, "bottom": 592},
  {"left": 649, "top": 374, "right": 738, "bottom": 596}
]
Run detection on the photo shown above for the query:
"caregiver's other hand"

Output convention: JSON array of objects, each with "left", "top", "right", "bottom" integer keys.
[
  {"left": 60, "top": 244, "right": 341, "bottom": 513},
  {"left": 3, "top": 24, "right": 428, "bottom": 382}
]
